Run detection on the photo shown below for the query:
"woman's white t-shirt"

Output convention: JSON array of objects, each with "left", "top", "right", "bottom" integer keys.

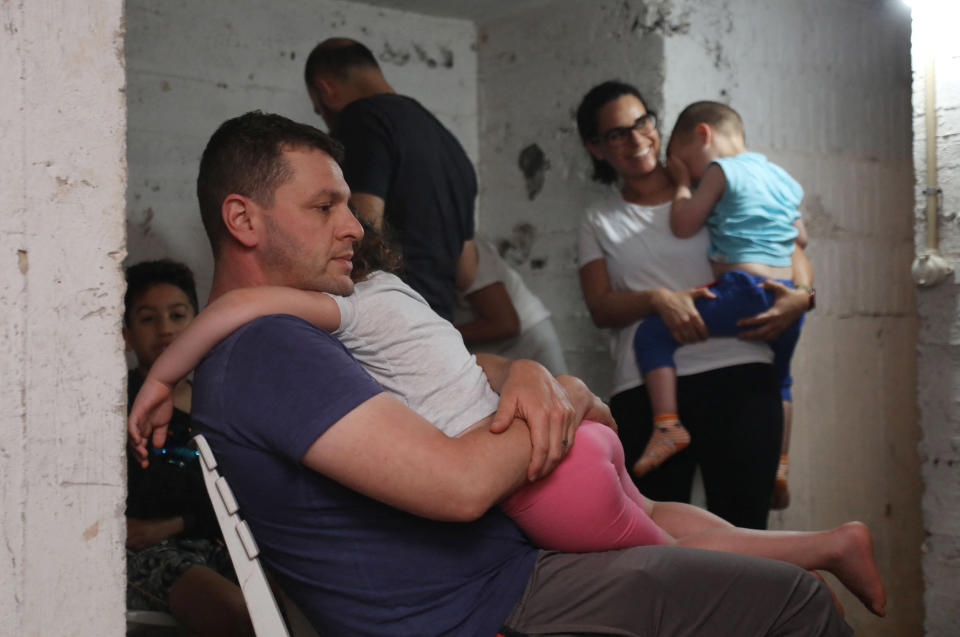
[{"left": 578, "top": 193, "right": 773, "bottom": 396}]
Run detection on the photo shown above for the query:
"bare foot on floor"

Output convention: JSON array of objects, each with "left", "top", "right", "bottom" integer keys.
[{"left": 828, "top": 521, "right": 886, "bottom": 617}]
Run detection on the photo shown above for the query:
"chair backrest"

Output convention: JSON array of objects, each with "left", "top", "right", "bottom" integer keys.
[{"left": 193, "top": 434, "right": 294, "bottom": 637}]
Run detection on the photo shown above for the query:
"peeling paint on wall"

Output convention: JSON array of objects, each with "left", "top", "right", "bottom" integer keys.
[
  {"left": 498, "top": 222, "right": 536, "bottom": 266},
  {"left": 518, "top": 143, "right": 549, "bottom": 200}
]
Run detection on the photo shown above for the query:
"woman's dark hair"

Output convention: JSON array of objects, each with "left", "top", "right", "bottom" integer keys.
[
  {"left": 351, "top": 215, "right": 402, "bottom": 282},
  {"left": 124, "top": 259, "right": 199, "bottom": 326},
  {"left": 576, "top": 81, "right": 647, "bottom": 185}
]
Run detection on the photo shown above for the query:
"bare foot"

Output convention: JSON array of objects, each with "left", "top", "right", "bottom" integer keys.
[{"left": 827, "top": 522, "right": 886, "bottom": 617}]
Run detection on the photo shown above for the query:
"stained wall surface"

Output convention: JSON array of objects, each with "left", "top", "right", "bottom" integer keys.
[
  {"left": 125, "top": 0, "right": 478, "bottom": 302},
  {"left": 476, "top": 1, "right": 922, "bottom": 634},
  {"left": 0, "top": 0, "right": 128, "bottom": 634},
  {"left": 912, "top": 9, "right": 960, "bottom": 635}
]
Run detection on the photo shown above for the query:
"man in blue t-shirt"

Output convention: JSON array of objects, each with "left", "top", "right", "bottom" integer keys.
[
  {"left": 130, "top": 112, "right": 852, "bottom": 637},
  {"left": 303, "top": 37, "right": 477, "bottom": 321}
]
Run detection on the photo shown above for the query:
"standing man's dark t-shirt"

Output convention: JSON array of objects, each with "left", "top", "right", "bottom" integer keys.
[{"left": 334, "top": 94, "right": 477, "bottom": 320}]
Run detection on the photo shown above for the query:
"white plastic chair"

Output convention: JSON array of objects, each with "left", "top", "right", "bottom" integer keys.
[{"left": 193, "top": 434, "right": 319, "bottom": 637}]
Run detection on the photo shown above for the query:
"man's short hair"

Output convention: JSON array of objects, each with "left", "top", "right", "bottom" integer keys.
[
  {"left": 670, "top": 101, "right": 745, "bottom": 146},
  {"left": 196, "top": 111, "right": 344, "bottom": 254},
  {"left": 304, "top": 38, "right": 380, "bottom": 86},
  {"left": 123, "top": 259, "right": 199, "bottom": 326}
]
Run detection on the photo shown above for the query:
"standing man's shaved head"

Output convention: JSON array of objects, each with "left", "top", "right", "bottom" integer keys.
[
  {"left": 303, "top": 38, "right": 393, "bottom": 129},
  {"left": 300, "top": 38, "right": 477, "bottom": 321}
]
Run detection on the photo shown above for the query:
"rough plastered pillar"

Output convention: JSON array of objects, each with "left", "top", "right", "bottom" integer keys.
[
  {"left": 912, "top": 5, "right": 960, "bottom": 634},
  {"left": 0, "top": 1, "right": 127, "bottom": 634}
]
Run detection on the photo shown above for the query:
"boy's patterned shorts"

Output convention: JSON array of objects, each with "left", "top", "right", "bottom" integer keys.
[{"left": 126, "top": 538, "right": 236, "bottom": 611}]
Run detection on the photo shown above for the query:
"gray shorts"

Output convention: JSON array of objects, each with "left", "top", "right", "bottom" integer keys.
[{"left": 503, "top": 547, "right": 852, "bottom": 637}]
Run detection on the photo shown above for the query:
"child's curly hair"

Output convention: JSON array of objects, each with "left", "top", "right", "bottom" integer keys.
[{"left": 351, "top": 215, "right": 403, "bottom": 282}]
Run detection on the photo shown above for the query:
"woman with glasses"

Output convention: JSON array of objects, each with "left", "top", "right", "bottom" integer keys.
[{"left": 575, "top": 81, "right": 812, "bottom": 530}]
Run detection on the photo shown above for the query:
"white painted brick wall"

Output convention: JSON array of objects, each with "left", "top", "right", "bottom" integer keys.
[
  {"left": 913, "top": 8, "right": 960, "bottom": 633},
  {"left": 0, "top": 1, "right": 127, "bottom": 634},
  {"left": 125, "top": 0, "right": 477, "bottom": 306}
]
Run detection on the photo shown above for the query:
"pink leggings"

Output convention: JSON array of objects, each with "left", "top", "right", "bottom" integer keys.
[{"left": 500, "top": 420, "right": 667, "bottom": 552}]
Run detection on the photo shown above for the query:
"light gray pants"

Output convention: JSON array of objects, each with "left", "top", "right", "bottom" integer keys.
[{"left": 504, "top": 547, "right": 852, "bottom": 637}]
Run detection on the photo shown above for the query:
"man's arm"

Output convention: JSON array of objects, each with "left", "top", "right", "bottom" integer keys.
[
  {"left": 475, "top": 354, "right": 615, "bottom": 480},
  {"left": 302, "top": 392, "right": 532, "bottom": 521},
  {"left": 350, "top": 192, "right": 386, "bottom": 232}
]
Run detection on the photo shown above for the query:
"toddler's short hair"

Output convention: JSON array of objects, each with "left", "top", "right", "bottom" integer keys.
[{"left": 671, "top": 101, "right": 745, "bottom": 145}]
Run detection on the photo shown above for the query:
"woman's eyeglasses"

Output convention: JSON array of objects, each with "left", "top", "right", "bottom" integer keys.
[{"left": 596, "top": 113, "right": 658, "bottom": 146}]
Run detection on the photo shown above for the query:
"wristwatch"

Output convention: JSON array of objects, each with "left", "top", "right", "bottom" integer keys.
[{"left": 796, "top": 285, "right": 815, "bottom": 311}]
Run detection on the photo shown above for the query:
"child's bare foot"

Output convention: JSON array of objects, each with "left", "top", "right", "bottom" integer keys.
[
  {"left": 632, "top": 419, "right": 689, "bottom": 477},
  {"left": 827, "top": 521, "right": 886, "bottom": 617}
]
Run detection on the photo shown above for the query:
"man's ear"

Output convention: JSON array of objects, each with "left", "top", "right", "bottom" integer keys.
[
  {"left": 221, "top": 194, "right": 259, "bottom": 248},
  {"left": 122, "top": 326, "right": 132, "bottom": 352}
]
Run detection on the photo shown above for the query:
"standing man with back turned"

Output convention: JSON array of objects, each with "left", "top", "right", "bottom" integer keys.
[{"left": 304, "top": 37, "right": 477, "bottom": 321}]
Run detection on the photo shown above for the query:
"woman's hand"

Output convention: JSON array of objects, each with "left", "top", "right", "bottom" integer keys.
[
  {"left": 126, "top": 516, "right": 185, "bottom": 551},
  {"left": 737, "top": 280, "right": 808, "bottom": 340},
  {"left": 651, "top": 287, "right": 716, "bottom": 344}
]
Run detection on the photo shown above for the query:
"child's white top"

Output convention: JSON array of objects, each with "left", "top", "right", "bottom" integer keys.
[
  {"left": 331, "top": 270, "right": 500, "bottom": 437},
  {"left": 578, "top": 193, "right": 773, "bottom": 396},
  {"left": 708, "top": 153, "right": 802, "bottom": 267}
]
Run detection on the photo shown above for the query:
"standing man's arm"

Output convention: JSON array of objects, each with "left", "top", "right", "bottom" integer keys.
[{"left": 350, "top": 192, "right": 386, "bottom": 232}]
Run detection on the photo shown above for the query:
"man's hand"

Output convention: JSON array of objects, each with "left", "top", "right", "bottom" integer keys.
[
  {"left": 125, "top": 517, "right": 184, "bottom": 551},
  {"left": 651, "top": 287, "right": 716, "bottom": 344},
  {"left": 489, "top": 359, "right": 578, "bottom": 482},
  {"left": 737, "top": 280, "right": 808, "bottom": 340},
  {"left": 127, "top": 377, "right": 175, "bottom": 469},
  {"left": 557, "top": 374, "right": 617, "bottom": 432}
]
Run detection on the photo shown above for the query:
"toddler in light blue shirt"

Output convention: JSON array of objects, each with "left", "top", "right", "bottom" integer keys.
[{"left": 632, "top": 102, "right": 812, "bottom": 510}]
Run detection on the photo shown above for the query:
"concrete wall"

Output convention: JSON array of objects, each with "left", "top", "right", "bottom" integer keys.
[
  {"left": 476, "top": 1, "right": 666, "bottom": 390},
  {"left": 125, "top": 0, "right": 477, "bottom": 304},
  {"left": 477, "top": 1, "right": 922, "bottom": 634},
  {"left": 913, "top": 5, "right": 960, "bottom": 634},
  {"left": 0, "top": 1, "right": 127, "bottom": 635}
]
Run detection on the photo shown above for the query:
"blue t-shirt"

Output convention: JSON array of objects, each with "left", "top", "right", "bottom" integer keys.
[
  {"left": 191, "top": 315, "right": 537, "bottom": 636},
  {"left": 708, "top": 152, "right": 802, "bottom": 267}
]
